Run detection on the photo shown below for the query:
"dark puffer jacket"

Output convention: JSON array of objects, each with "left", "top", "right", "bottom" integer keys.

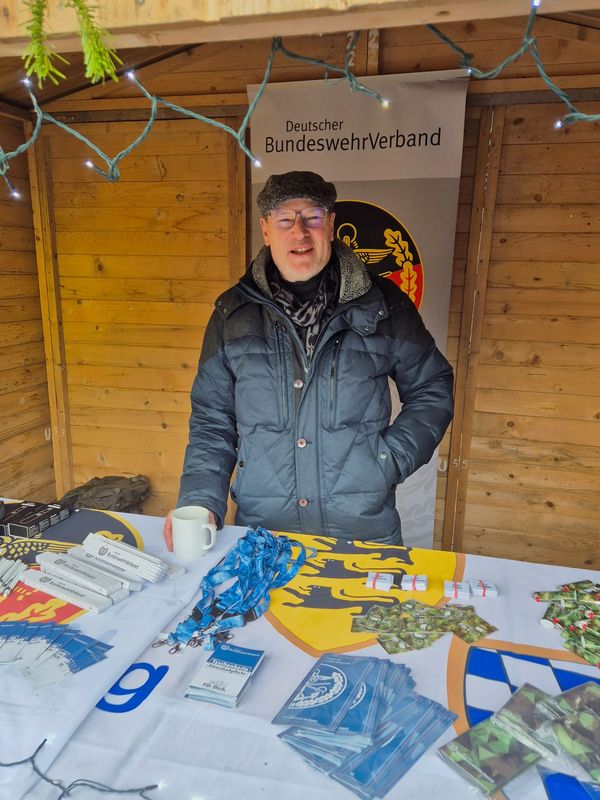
[{"left": 178, "top": 241, "right": 454, "bottom": 544}]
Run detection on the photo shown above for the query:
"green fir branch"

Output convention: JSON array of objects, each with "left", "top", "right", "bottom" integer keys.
[{"left": 21, "top": 0, "right": 122, "bottom": 87}]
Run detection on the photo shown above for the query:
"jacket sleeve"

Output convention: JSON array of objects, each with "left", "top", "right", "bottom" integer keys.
[
  {"left": 177, "top": 310, "right": 238, "bottom": 527},
  {"left": 381, "top": 292, "right": 454, "bottom": 482}
]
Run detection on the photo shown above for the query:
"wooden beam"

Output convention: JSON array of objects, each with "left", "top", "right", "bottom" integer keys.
[
  {"left": 442, "top": 105, "right": 505, "bottom": 553},
  {"left": 0, "top": 99, "right": 30, "bottom": 121},
  {"left": 26, "top": 124, "right": 73, "bottom": 496},
  {"left": 4, "top": 0, "right": 600, "bottom": 55}
]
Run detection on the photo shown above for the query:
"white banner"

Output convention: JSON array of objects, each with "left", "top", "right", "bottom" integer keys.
[{"left": 248, "top": 70, "right": 468, "bottom": 548}]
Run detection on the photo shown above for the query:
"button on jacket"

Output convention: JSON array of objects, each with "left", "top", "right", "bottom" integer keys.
[{"left": 178, "top": 240, "right": 454, "bottom": 544}]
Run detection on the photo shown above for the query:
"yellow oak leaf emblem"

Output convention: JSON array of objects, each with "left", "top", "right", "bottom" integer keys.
[{"left": 384, "top": 228, "right": 414, "bottom": 268}]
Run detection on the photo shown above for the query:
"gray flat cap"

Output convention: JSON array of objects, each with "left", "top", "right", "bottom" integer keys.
[{"left": 257, "top": 171, "right": 337, "bottom": 216}]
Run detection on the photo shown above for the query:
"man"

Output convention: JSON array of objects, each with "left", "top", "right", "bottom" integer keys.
[{"left": 164, "top": 171, "right": 453, "bottom": 548}]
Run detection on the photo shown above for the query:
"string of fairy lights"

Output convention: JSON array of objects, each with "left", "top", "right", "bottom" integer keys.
[
  {"left": 0, "top": 738, "right": 159, "bottom": 800},
  {"left": 1, "top": 1, "right": 599, "bottom": 201},
  {"left": 2, "top": 1, "right": 600, "bottom": 202}
]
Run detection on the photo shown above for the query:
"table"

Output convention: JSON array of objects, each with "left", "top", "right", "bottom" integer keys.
[{"left": 1, "top": 510, "right": 599, "bottom": 800}]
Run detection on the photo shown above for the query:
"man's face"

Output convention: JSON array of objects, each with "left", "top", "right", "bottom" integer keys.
[{"left": 260, "top": 198, "right": 335, "bottom": 283}]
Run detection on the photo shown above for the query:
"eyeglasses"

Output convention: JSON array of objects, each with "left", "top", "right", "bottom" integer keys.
[{"left": 269, "top": 207, "right": 328, "bottom": 230}]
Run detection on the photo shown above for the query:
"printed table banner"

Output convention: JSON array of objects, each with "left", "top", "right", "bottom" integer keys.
[{"left": 247, "top": 70, "right": 469, "bottom": 548}]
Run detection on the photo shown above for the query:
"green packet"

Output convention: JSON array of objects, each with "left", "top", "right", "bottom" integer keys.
[
  {"left": 438, "top": 716, "right": 541, "bottom": 795},
  {"left": 544, "top": 681, "right": 600, "bottom": 718},
  {"left": 494, "top": 683, "right": 557, "bottom": 757},
  {"left": 551, "top": 708, "right": 600, "bottom": 783}
]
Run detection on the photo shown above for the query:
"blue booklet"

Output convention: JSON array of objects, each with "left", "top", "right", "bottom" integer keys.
[{"left": 185, "top": 643, "right": 265, "bottom": 708}]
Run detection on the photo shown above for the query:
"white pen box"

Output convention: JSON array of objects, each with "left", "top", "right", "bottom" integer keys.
[
  {"left": 400, "top": 574, "right": 428, "bottom": 592},
  {"left": 365, "top": 572, "right": 394, "bottom": 591},
  {"left": 470, "top": 579, "right": 498, "bottom": 597},
  {"left": 444, "top": 580, "right": 471, "bottom": 601},
  {"left": 36, "top": 552, "right": 126, "bottom": 597}
]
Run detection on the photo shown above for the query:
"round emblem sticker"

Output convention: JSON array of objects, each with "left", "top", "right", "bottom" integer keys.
[{"left": 334, "top": 199, "right": 424, "bottom": 309}]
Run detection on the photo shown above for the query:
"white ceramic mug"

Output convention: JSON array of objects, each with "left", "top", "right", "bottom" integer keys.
[{"left": 171, "top": 505, "right": 216, "bottom": 561}]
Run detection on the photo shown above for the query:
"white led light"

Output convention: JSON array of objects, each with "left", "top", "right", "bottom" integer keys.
[
  {"left": 126, "top": 70, "right": 135, "bottom": 80},
  {"left": 554, "top": 119, "right": 563, "bottom": 129},
  {"left": 11, "top": 190, "right": 21, "bottom": 199},
  {"left": 21, "top": 77, "right": 31, "bottom": 86},
  {"left": 381, "top": 98, "right": 390, "bottom": 108},
  {"left": 532, "top": 0, "right": 541, "bottom": 6},
  {"left": 85, "top": 160, "right": 94, "bottom": 168},
  {"left": 253, "top": 159, "right": 262, "bottom": 167},
  {"left": 466, "top": 67, "right": 473, "bottom": 76}
]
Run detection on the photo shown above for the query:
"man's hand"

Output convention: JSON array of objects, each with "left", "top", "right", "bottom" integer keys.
[{"left": 163, "top": 509, "right": 217, "bottom": 551}]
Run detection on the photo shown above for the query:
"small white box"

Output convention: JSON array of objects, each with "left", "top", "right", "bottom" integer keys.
[
  {"left": 470, "top": 579, "right": 498, "bottom": 598},
  {"left": 365, "top": 572, "right": 394, "bottom": 591},
  {"left": 444, "top": 580, "right": 471, "bottom": 601},
  {"left": 400, "top": 574, "right": 428, "bottom": 592}
]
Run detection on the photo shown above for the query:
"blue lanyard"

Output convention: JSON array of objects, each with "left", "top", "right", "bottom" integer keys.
[{"left": 168, "top": 527, "right": 314, "bottom": 649}]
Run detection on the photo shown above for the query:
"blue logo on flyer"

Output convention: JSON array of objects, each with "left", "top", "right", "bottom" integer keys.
[{"left": 290, "top": 666, "right": 347, "bottom": 708}]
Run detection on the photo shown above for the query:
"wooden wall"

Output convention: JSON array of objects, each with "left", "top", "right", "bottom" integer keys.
[
  {"left": 0, "top": 117, "right": 55, "bottom": 502},
  {"left": 15, "top": 17, "right": 600, "bottom": 566}
]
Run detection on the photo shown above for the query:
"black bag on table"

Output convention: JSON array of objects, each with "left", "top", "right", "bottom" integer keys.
[{"left": 56, "top": 475, "right": 150, "bottom": 514}]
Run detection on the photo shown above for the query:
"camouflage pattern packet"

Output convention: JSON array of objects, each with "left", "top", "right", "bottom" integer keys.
[
  {"left": 544, "top": 681, "right": 600, "bottom": 718},
  {"left": 452, "top": 612, "right": 498, "bottom": 644},
  {"left": 494, "top": 683, "right": 558, "bottom": 757},
  {"left": 562, "top": 638, "right": 600, "bottom": 669},
  {"left": 551, "top": 708, "right": 600, "bottom": 784},
  {"left": 438, "top": 715, "right": 542, "bottom": 795},
  {"left": 377, "top": 630, "right": 441, "bottom": 654}
]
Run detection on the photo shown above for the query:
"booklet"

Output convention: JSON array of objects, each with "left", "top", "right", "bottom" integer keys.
[{"left": 185, "top": 643, "right": 265, "bottom": 708}]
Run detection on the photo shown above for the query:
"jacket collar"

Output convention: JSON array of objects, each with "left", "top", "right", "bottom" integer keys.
[{"left": 251, "top": 239, "right": 372, "bottom": 304}]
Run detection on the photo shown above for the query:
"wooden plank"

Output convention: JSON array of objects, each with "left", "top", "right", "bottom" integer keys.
[
  {"left": 71, "top": 425, "right": 187, "bottom": 453},
  {"left": 0, "top": 446, "right": 53, "bottom": 490},
  {"left": 227, "top": 123, "right": 247, "bottom": 284},
  {"left": 0, "top": 341, "right": 46, "bottom": 371},
  {"left": 0, "top": 319, "right": 44, "bottom": 347},
  {"left": 59, "top": 277, "right": 230, "bottom": 303},
  {"left": 477, "top": 363, "right": 600, "bottom": 396},
  {"left": 65, "top": 342, "right": 199, "bottom": 370},
  {"left": 27, "top": 126, "right": 73, "bottom": 495},
  {"left": 479, "top": 339, "right": 600, "bottom": 368},
  {"left": 0, "top": 405, "right": 51, "bottom": 440},
  {"left": 57, "top": 253, "right": 230, "bottom": 280},
  {"left": 68, "top": 384, "right": 191, "bottom": 413},
  {"left": 484, "top": 313, "right": 600, "bottom": 345},
  {"left": 501, "top": 143, "right": 600, "bottom": 174},
  {"left": 0, "top": 385, "right": 50, "bottom": 418},
  {"left": 0, "top": 363, "right": 48, "bottom": 394},
  {"left": 50, "top": 153, "right": 228, "bottom": 183},
  {"left": 0, "top": 274, "right": 41, "bottom": 299},
  {"left": 474, "top": 387, "right": 600, "bottom": 422},
  {"left": 45, "top": 126, "right": 229, "bottom": 158},
  {"left": 61, "top": 298, "right": 214, "bottom": 327},
  {"left": 1, "top": 466, "right": 56, "bottom": 505},
  {"left": 72, "top": 444, "right": 184, "bottom": 475},
  {"left": 0, "top": 297, "right": 42, "bottom": 322},
  {"left": 51, "top": 181, "right": 228, "bottom": 210},
  {"left": 53, "top": 206, "right": 229, "bottom": 234},
  {"left": 442, "top": 105, "right": 505, "bottom": 553},
  {"left": 140, "top": 492, "right": 179, "bottom": 518},
  {"left": 70, "top": 407, "right": 189, "bottom": 433},
  {"left": 486, "top": 287, "right": 600, "bottom": 316},
  {"left": 55, "top": 231, "right": 228, "bottom": 257},
  {"left": 491, "top": 232, "right": 600, "bottom": 261},
  {"left": 0, "top": 425, "right": 53, "bottom": 466},
  {"left": 463, "top": 525, "right": 599, "bottom": 568},
  {"left": 496, "top": 173, "right": 600, "bottom": 205},
  {"left": 0, "top": 199, "right": 37, "bottom": 228},
  {"left": 472, "top": 413, "right": 600, "bottom": 452},
  {"left": 67, "top": 364, "right": 196, "bottom": 393},
  {"left": 0, "top": 249, "right": 36, "bottom": 274},
  {"left": 468, "top": 457, "right": 600, "bottom": 493},
  {"left": 493, "top": 204, "right": 600, "bottom": 233},
  {"left": 504, "top": 102, "right": 600, "bottom": 144},
  {"left": 0, "top": 226, "right": 36, "bottom": 251},
  {"left": 487, "top": 261, "right": 600, "bottom": 290},
  {"left": 62, "top": 321, "right": 204, "bottom": 348},
  {"left": 465, "top": 485, "right": 600, "bottom": 529}
]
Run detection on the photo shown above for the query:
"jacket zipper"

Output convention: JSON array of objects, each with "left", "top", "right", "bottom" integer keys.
[
  {"left": 274, "top": 322, "right": 290, "bottom": 427},
  {"left": 329, "top": 336, "right": 342, "bottom": 428}
]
